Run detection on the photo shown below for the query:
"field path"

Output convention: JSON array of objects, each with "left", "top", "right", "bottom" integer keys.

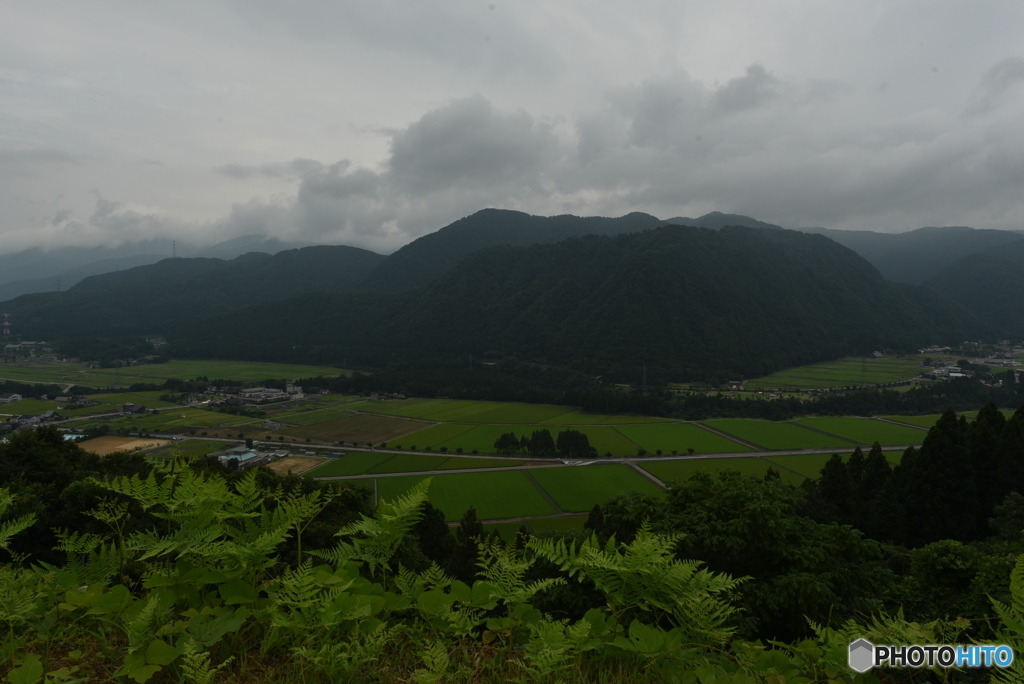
[
  {"left": 524, "top": 471, "right": 565, "bottom": 513},
  {"left": 784, "top": 421, "right": 861, "bottom": 446},
  {"left": 626, "top": 462, "right": 668, "bottom": 490},
  {"left": 692, "top": 422, "right": 764, "bottom": 450},
  {"left": 875, "top": 418, "right": 930, "bottom": 430}
]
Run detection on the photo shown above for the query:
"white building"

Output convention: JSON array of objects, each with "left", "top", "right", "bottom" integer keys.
[{"left": 0, "top": 393, "right": 22, "bottom": 404}]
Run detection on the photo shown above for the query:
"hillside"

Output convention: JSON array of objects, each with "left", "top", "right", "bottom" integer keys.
[
  {"left": 802, "top": 225, "right": 1024, "bottom": 284},
  {"left": 924, "top": 238, "right": 1024, "bottom": 335},
  {"left": 359, "top": 208, "right": 788, "bottom": 293},
  {"left": 3, "top": 245, "right": 384, "bottom": 339},
  {"left": 171, "top": 225, "right": 985, "bottom": 381}
]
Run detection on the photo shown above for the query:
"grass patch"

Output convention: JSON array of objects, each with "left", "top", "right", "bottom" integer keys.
[
  {"left": 702, "top": 420, "right": 856, "bottom": 450},
  {"left": 527, "top": 465, "right": 664, "bottom": 513},
  {"left": 793, "top": 417, "right": 926, "bottom": 446},
  {"left": 616, "top": 424, "right": 752, "bottom": 455},
  {"left": 376, "top": 472, "right": 557, "bottom": 521},
  {"left": 277, "top": 409, "right": 354, "bottom": 426},
  {"left": 148, "top": 439, "right": 227, "bottom": 459}
]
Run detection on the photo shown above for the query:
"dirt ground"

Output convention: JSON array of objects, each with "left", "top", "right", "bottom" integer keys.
[
  {"left": 80, "top": 435, "right": 170, "bottom": 455},
  {"left": 265, "top": 456, "right": 327, "bottom": 475}
]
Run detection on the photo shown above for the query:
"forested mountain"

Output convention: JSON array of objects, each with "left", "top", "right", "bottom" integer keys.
[
  {"left": 801, "top": 225, "right": 1024, "bottom": 284},
  {"left": 170, "top": 225, "right": 985, "bottom": 381},
  {"left": 357, "top": 209, "right": 780, "bottom": 292},
  {"left": 4, "top": 245, "right": 384, "bottom": 339},
  {"left": 924, "top": 238, "right": 1024, "bottom": 336}
]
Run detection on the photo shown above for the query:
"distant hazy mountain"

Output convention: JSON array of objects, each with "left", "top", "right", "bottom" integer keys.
[
  {"left": 359, "top": 208, "right": 781, "bottom": 292},
  {"left": 800, "top": 226, "right": 1024, "bottom": 284},
  {"left": 924, "top": 238, "right": 1024, "bottom": 336},
  {"left": 0, "top": 234, "right": 314, "bottom": 299},
  {"left": 664, "top": 211, "right": 784, "bottom": 231},
  {"left": 170, "top": 225, "right": 983, "bottom": 381},
  {"left": 3, "top": 245, "right": 384, "bottom": 339}
]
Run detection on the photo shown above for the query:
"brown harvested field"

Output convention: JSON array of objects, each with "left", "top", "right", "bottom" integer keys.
[
  {"left": 80, "top": 436, "right": 170, "bottom": 455},
  {"left": 266, "top": 456, "right": 327, "bottom": 475},
  {"left": 279, "top": 414, "right": 429, "bottom": 445}
]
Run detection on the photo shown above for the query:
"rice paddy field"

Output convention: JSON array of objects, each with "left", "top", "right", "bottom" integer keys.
[
  {"left": 0, "top": 359, "right": 347, "bottom": 388},
  {"left": 639, "top": 457, "right": 804, "bottom": 486},
  {"left": 412, "top": 424, "right": 641, "bottom": 457},
  {"left": 615, "top": 423, "right": 752, "bottom": 455},
  {"left": 307, "top": 452, "right": 525, "bottom": 478},
  {"left": 792, "top": 417, "right": 926, "bottom": 446},
  {"left": 764, "top": 450, "right": 904, "bottom": 479},
  {"left": 279, "top": 414, "right": 425, "bottom": 444},
  {"left": 702, "top": 420, "right": 856, "bottom": 450},
  {"left": 526, "top": 465, "right": 664, "bottom": 512},
  {"left": 744, "top": 356, "right": 922, "bottom": 390},
  {"left": 375, "top": 471, "right": 557, "bottom": 521}
]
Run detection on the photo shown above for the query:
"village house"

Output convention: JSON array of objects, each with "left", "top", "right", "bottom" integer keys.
[{"left": 0, "top": 393, "right": 23, "bottom": 405}]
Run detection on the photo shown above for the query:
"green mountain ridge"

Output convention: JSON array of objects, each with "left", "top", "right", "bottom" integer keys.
[{"left": 169, "top": 225, "right": 986, "bottom": 381}]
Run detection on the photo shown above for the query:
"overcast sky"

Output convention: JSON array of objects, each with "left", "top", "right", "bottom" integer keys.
[{"left": 2, "top": 0, "right": 1023, "bottom": 255}]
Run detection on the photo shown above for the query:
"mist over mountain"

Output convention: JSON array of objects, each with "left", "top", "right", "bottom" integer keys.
[
  {"left": 801, "top": 225, "right": 1024, "bottom": 284},
  {"left": 925, "top": 238, "right": 1024, "bottom": 336},
  {"left": 0, "top": 235, "right": 315, "bottom": 301}
]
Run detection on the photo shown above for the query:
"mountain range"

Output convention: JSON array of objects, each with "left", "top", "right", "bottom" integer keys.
[{"left": 1, "top": 210, "right": 997, "bottom": 382}]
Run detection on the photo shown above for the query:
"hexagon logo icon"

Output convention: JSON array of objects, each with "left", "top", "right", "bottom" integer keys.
[{"left": 848, "top": 639, "right": 874, "bottom": 673}]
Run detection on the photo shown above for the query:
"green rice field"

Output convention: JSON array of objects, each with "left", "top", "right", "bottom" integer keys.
[
  {"left": 426, "top": 424, "right": 640, "bottom": 457},
  {"left": 308, "top": 452, "right": 524, "bottom": 477},
  {"left": 883, "top": 415, "right": 942, "bottom": 428},
  {"left": 764, "top": 450, "right": 904, "bottom": 479},
  {"left": 616, "top": 423, "right": 752, "bottom": 455},
  {"left": 703, "top": 420, "right": 856, "bottom": 450},
  {"left": 793, "top": 417, "right": 926, "bottom": 446},
  {"left": 390, "top": 423, "right": 475, "bottom": 449},
  {"left": 0, "top": 359, "right": 347, "bottom": 387},
  {"left": 639, "top": 458, "right": 804, "bottom": 485},
  {"left": 375, "top": 471, "right": 557, "bottom": 521},
  {"left": 744, "top": 356, "right": 922, "bottom": 390},
  {"left": 527, "top": 465, "right": 664, "bottom": 512}
]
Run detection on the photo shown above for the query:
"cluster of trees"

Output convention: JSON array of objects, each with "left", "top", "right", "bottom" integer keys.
[
  {"left": 493, "top": 429, "right": 596, "bottom": 458},
  {"left": 806, "top": 403, "right": 1024, "bottom": 546}
]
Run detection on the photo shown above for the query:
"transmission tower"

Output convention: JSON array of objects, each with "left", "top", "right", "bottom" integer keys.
[
  {"left": 56, "top": 276, "right": 61, "bottom": 292},
  {"left": 642, "top": 365, "right": 647, "bottom": 396},
  {"left": 172, "top": 240, "right": 177, "bottom": 258},
  {"left": 2, "top": 311, "right": 10, "bottom": 337}
]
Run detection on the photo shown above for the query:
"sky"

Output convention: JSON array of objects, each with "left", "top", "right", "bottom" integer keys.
[{"left": 2, "top": 0, "right": 1023, "bottom": 255}]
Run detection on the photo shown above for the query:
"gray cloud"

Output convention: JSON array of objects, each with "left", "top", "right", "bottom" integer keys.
[
  {"left": 3, "top": 2, "right": 1024, "bottom": 256},
  {"left": 966, "top": 56, "right": 1024, "bottom": 116}
]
